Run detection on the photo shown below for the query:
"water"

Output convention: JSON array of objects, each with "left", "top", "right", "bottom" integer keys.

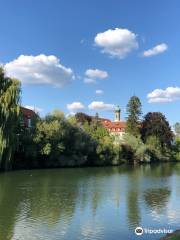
[{"left": 0, "top": 164, "right": 180, "bottom": 240}]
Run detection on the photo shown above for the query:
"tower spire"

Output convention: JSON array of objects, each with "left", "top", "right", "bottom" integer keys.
[{"left": 114, "top": 105, "right": 120, "bottom": 122}]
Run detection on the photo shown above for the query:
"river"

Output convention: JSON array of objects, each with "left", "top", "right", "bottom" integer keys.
[{"left": 0, "top": 164, "right": 180, "bottom": 240}]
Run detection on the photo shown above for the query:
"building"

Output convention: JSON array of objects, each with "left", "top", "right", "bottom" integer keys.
[
  {"left": 101, "top": 106, "right": 126, "bottom": 139},
  {"left": 20, "top": 107, "right": 37, "bottom": 128},
  {"left": 75, "top": 106, "right": 126, "bottom": 139}
]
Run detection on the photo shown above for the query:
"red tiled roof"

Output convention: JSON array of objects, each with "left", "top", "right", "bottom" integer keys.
[
  {"left": 101, "top": 120, "right": 126, "bottom": 132},
  {"left": 99, "top": 117, "right": 111, "bottom": 122}
]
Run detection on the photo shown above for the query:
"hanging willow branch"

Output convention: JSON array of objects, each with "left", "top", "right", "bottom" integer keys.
[{"left": 0, "top": 67, "right": 21, "bottom": 170}]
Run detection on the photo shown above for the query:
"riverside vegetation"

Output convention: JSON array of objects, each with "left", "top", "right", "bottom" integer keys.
[{"left": 0, "top": 67, "right": 180, "bottom": 171}]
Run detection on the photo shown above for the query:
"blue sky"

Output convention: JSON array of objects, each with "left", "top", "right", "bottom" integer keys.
[{"left": 0, "top": 0, "right": 179, "bottom": 125}]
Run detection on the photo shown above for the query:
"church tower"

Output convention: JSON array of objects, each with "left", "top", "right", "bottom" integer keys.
[{"left": 114, "top": 105, "right": 120, "bottom": 122}]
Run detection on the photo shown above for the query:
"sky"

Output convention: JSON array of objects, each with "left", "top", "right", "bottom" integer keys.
[{"left": 0, "top": 0, "right": 180, "bottom": 125}]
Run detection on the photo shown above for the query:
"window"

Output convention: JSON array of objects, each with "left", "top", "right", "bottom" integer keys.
[{"left": 28, "top": 118, "right": 31, "bottom": 128}]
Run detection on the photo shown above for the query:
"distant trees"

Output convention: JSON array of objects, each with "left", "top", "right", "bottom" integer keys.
[
  {"left": 172, "top": 123, "right": 180, "bottom": 161},
  {"left": 13, "top": 100, "right": 179, "bottom": 168},
  {"left": 121, "top": 96, "right": 176, "bottom": 163},
  {"left": 0, "top": 70, "right": 179, "bottom": 171},
  {"left": 174, "top": 122, "right": 180, "bottom": 137},
  {"left": 75, "top": 112, "right": 92, "bottom": 124},
  {"left": 13, "top": 109, "right": 122, "bottom": 169},
  {"left": 83, "top": 120, "right": 120, "bottom": 165},
  {"left": 126, "top": 96, "right": 142, "bottom": 137},
  {"left": 0, "top": 67, "right": 20, "bottom": 170},
  {"left": 34, "top": 111, "right": 67, "bottom": 166},
  {"left": 173, "top": 137, "right": 180, "bottom": 161},
  {"left": 32, "top": 110, "right": 118, "bottom": 167},
  {"left": 122, "top": 134, "right": 163, "bottom": 163},
  {"left": 141, "top": 112, "right": 174, "bottom": 149}
]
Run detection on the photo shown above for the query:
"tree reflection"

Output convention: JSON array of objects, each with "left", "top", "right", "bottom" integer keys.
[
  {"left": 143, "top": 164, "right": 174, "bottom": 178},
  {"left": 127, "top": 190, "right": 140, "bottom": 228},
  {"left": 144, "top": 188, "right": 171, "bottom": 213},
  {"left": 0, "top": 173, "right": 22, "bottom": 240},
  {"left": 126, "top": 170, "right": 141, "bottom": 228}
]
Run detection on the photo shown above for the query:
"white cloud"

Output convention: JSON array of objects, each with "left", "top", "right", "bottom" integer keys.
[
  {"left": 84, "top": 69, "right": 108, "bottom": 85},
  {"left": 67, "top": 102, "right": 85, "bottom": 113},
  {"left": 4, "top": 54, "right": 75, "bottom": 87},
  {"left": 95, "top": 89, "right": 104, "bottom": 95},
  {"left": 85, "top": 69, "right": 108, "bottom": 79},
  {"left": 94, "top": 27, "right": 138, "bottom": 58},
  {"left": 84, "top": 78, "right": 96, "bottom": 84},
  {"left": 88, "top": 101, "right": 115, "bottom": 111},
  {"left": 143, "top": 43, "right": 168, "bottom": 57},
  {"left": 147, "top": 87, "right": 180, "bottom": 103},
  {"left": 24, "top": 105, "right": 43, "bottom": 113}
]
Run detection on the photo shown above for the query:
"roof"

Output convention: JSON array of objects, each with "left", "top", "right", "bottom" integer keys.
[
  {"left": 20, "top": 107, "right": 37, "bottom": 118},
  {"left": 75, "top": 112, "right": 126, "bottom": 132},
  {"left": 102, "top": 120, "right": 126, "bottom": 132},
  {"left": 91, "top": 116, "right": 111, "bottom": 122}
]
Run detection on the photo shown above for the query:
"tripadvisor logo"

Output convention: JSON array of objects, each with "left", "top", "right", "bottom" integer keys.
[
  {"left": 135, "top": 227, "right": 144, "bottom": 236},
  {"left": 135, "top": 227, "right": 173, "bottom": 236}
]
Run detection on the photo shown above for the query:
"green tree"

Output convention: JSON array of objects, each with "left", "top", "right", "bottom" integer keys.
[
  {"left": 34, "top": 110, "right": 97, "bottom": 167},
  {"left": 0, "top": 67, "right": 20, "bottom": 170},
  {"left": 141, "top": 112, "right": 173, "bottom": 150},
  {"left": 14, "top": 112, "right": 39, "bottom": 169},
  {"left": 174, "top": 122, "right": 180, "bottom": 137},
  {"left": 122, "top": 134, "right": 165, "bottom": 163},
  {"left": 172, "top": 137, "right": 180, "bottom": 161},
  {"left": 34, "top": 111, "right": 66, "bottom": 166},
  {"left": 126, "top": 96, "right": 142, "bottom": 137},
  {"left": 75, "top": 112, "right": 92, "bottom": 124}
]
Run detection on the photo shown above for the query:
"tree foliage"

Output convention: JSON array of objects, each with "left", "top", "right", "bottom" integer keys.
[
  {"left": 75, "top": 112, "right": 92, "bottom": 124},
  {"left": 13, "top": 109, "right": 122, "bottom": 168},
  {"left": 0, "top": 73, "right": 179, "bottom": 170},
  {"left": 122, "top": 134, "right": 164, "bottom": 163},
  {"left": 13, "top": 112, "right": 39, "bottom": 169},
  {"left": 126, "top": 96, "right": 142, "bottom": 136},
  {"left": 141, "top": 112, "right": 174, "bottom": 149},
  {"left": 0, "top": 67, "right": 20, "bottom": 170},
  {"left": 172, "top": 137, "right": 180, "bottom": 161},
  {"left": 33, "top": 110, "right": 96, "bottom": 167},
  {"left": 174, "top": 122, "right": 180, "bottom": 137}
]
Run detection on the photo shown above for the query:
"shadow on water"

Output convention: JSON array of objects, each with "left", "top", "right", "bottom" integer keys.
[{"left": 0, "top": 163, "right": 180, "bottom": 240}]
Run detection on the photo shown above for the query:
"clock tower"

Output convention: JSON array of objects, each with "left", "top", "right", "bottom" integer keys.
[{"left": 114, "top": 105, "right": 120, "bottom": 122}]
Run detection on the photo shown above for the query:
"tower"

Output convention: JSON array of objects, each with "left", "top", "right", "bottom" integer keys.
[{"left": 114, "top": 105, "right": 120, "bottom": 122}]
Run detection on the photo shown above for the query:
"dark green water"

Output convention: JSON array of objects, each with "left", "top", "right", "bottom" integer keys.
[{"left": 0, "top": 164, "right": 180, "bottom": 240}]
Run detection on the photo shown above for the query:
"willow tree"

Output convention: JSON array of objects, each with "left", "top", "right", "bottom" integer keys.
[{"left": 0, "top": 67, "right": 20, "bottom": 170}]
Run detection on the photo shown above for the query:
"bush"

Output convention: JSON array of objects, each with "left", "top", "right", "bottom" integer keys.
[{"left": 121, "top": 134, "right": 166, "bottom": 163}]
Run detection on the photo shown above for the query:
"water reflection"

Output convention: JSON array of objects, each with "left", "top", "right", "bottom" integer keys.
[
  {"left": 126, "top": 170, "right": 141, "bottom": 228},
  {"left": 0, "top": 163, "right": 180, "bottom": 240},
  {"left": 144, "top": 188, "right": 171, "bottom": 211}
]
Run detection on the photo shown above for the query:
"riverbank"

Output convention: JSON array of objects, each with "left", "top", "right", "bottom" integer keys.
[{"left": 0, "top": 158, "right": 178, "bottom": 173}]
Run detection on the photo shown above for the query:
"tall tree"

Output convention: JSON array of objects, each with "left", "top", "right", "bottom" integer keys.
[
  {"left": 141, "top": 112, "right": 173, "bottom": 149},
  {"left": 0, "top": 67, "right": 20, "bottom": 170},
  {"left": 126, "top": 96, "right": 142, "bottom": 136}
]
